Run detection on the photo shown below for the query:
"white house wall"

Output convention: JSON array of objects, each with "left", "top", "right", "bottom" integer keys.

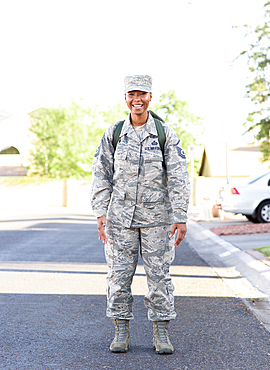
[{"left": 0, "top": 114, "right": 33, "bottom": 167}]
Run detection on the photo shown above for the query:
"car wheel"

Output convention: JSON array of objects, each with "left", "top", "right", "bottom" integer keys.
[
  {"left": 245, "top": 215, "right": 259, "bottom": 223},
  {"left": 257, "top": 201, "right": 270, "bottom": 223}
]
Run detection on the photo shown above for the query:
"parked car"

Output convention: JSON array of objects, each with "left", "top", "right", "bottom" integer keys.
[{"left": 221, "top": 171, "right": 270, "bottom": 223}]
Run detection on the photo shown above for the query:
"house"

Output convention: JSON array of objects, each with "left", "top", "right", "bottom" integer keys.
[
  {"left": 0, "top": 111, "right": 33, "bottom": 176},
  {"left": 195, "top": 141, "right": 270, "bottom": 206}
]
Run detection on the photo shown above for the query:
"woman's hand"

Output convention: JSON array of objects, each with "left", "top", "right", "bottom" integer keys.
[
  {"left": 97, "top": 216, "right": 108, "bottom": 244},
  {"left": 169, "top": 223, "right": 187, "bottom": 247}
]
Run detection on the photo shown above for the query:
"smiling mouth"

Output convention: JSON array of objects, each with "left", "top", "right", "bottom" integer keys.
[{"left": 133, "top": 104, "right": 143, "bottom": 108}]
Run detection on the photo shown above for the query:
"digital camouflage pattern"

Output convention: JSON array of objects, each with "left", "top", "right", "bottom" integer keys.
[
  {"left": 124, "top": 75, "right": 152, "bottom": 93},
  {"left": 105, "top": 221, "right": 176, "bottom": 321},
  {"left": 91, "top": 111, "right": 190, "bottom": 321},
  {"left": 91, "top": 113, "right": 190, "bottom": 228}
]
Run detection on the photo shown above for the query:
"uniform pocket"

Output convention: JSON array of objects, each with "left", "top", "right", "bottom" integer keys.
[
  {"left": 114, "top": 141, "right": 128, "bottom": 160},
  {"left": 114, "top": 143, "right": 128, "bottom": 177},
  {"left": 144, "top": 160, "right": 163, "bottom": 182},
  {"left": 143, "top": 141, "right": 163, "bottom": 162},
  {"left": 163, "top": 229, "right": 175, "bottom": 266},
  {"left": 142, "top": 158, "right": 165, "bottom": 203},
  {"left": 142, "top": 192, "right": 164, "bottom": 203}
]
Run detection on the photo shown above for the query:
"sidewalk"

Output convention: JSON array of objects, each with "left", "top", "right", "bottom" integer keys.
[{"left": 186, "top": 217, "right": 270, "bottom": 333}]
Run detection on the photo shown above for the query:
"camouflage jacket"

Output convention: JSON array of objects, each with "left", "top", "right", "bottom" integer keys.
[{"left": 91, "top": 112, "right": 190, "bottom": 228}]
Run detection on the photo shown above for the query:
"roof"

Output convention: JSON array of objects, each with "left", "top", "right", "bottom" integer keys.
[{"left": 232, "top": 146, "right": 260, "bottom": 152}]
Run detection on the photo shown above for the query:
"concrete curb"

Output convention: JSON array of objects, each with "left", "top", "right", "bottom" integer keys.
[{"left": 186, "top": 219, "right": 270, "bottom": 332}]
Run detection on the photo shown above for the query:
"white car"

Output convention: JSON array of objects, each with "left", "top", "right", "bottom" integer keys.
[{"left": 221, "top": 171, "right": 270, "bottom": 223}]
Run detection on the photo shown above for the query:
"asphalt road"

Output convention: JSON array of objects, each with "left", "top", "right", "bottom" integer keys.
[{"left": 1, "top": 209, "right": 270, "bottom": 370}]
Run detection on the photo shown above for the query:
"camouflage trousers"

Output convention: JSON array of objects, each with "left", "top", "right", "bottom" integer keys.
[{"left": 105, "top": 220, "right": 176, "bottom": 321}]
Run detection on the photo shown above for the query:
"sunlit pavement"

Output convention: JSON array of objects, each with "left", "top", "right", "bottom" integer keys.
[
  {"left": 1, "top": 208, "right": 270, "bottom": 369},
  {"left": 187, "top": 219, "right": 270, "bottom": 331}
]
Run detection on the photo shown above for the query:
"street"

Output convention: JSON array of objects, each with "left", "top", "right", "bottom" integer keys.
[{"left": 1, "top": 209, "right": 270, "bottom": 369}]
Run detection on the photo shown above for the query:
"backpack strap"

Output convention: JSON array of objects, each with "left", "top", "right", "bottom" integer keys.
[
  {"left": 112, "top": 120, "right": 125, "bottom": 150},
  {"left": 153, "top": 118, "right": 166, "bottom": 155},
  {"left": 148, "top": 110, "right": 166, "bottom": 155},
  {"left": 112, "top": 111, "right": 166, "bottom": 155}
]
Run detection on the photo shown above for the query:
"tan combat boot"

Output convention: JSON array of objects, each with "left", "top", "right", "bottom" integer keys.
[
  {"left": 110, "top": 319, "right": 130, "bottom": 353},
  {"left": 153, "top": 320, "right": 174, "bottom": 354}
]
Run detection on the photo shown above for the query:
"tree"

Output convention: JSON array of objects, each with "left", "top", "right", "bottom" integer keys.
[
  {"left": 241, "top": 1, "right": 270, "bottom": 161},
  {"left": 29, "top": 102, "right": 128, "bottom": 179},
  {"left": 29, "top": 102, "right": 104, "bottom": 178},
  {"left": 29, "top": 92, "right": 202, "bottom": 178},
  {"left": 151, "top": 90, "right": 204, "bottom": 171}
]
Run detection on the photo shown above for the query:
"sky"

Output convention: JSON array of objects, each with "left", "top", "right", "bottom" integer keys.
[{"left": 0, "top": 0, "right": 267, "bottom": 142}]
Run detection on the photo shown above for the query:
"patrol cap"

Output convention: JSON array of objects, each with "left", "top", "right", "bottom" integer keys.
[{"left": 124, "top": 75, "right": 152, "bottom": 94}]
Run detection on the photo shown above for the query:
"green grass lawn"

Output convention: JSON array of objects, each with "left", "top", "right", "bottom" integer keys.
[{"left": 254, "top": 246, "right": 270, "bottom": 257}]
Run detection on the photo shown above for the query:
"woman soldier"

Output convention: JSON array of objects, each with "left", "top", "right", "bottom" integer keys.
[{"left": 91, "top": 75, "right": 190, "bottom": 354}]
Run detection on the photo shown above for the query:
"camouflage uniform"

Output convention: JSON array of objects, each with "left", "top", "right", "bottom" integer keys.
[{"left": 91, "top": 112, "right": 190, "bottom": 321}]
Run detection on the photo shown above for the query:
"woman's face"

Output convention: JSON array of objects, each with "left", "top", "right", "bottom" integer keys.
[{"left": 125, "top": 90, "right": 152, "bottom": 116}]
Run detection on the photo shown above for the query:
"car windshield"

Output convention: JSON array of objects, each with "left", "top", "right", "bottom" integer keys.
[{"left": 247, "top": 171, "right": 270, "bottom": 185}]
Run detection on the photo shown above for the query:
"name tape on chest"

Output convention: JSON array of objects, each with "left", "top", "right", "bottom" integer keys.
[{"left": 145, "top": 146, "right": 161, "bottom": 151}]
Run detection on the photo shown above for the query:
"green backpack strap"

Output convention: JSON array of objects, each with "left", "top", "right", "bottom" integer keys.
[
  {"left": 112, "top": 120, "right": 125, "bottom": 150},
  {"left": 148, "top": 111, "right": 166, "bottom": 154},
  {"left": 112, "top": 111, "right": 166, "bottom": 155},
  {"left": 153, "top": 118, "right": 166, "bottom": 155}
]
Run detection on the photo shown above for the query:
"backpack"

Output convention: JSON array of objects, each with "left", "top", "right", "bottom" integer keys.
[{"left": 112, "top": 110, "right": 166, "bottom": 155}]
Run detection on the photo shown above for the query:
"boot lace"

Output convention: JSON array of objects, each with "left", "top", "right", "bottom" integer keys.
[
  {"left": 116, "top": 320, "right": 128, "bottom": 342},
  {"left": 156, "top": 322, "right": 169, "bottom": 343}
]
